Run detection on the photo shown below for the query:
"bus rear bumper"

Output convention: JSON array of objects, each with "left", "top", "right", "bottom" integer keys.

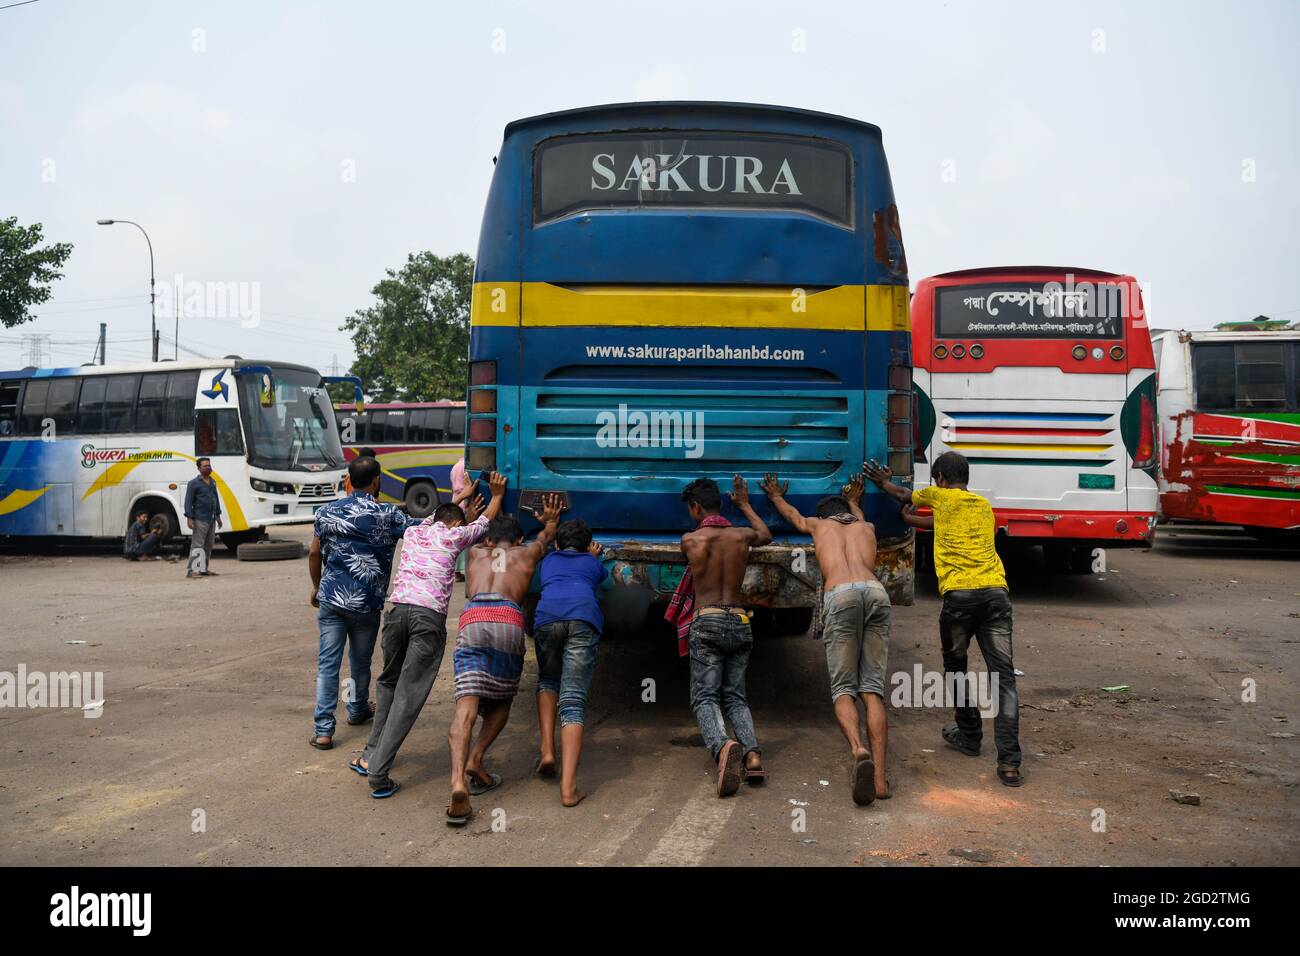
[
  {"left": 602, "top": 532, "right": 916, "bottom": 607},
  {"left": 994, "top": 510, "right": 1158, "bottom": 546}
]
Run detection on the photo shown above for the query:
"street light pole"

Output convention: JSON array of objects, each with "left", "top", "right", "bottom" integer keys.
[{"left": 96, "top": 219, "right": 158, "bottom": 361}]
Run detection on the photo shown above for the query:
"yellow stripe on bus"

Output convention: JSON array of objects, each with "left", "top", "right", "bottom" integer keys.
[{"left": 470, "top": 282, "right": 910, "bottom": 332}]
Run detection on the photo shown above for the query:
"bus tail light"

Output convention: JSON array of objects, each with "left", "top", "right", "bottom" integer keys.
[
  {"left": 470, "top": 361, "right": 497, "bottom": 386},
  {"left": 1110, "top": 345, "right": 1125, "bottom": 361},
  {"left": 467, "top": 446, "right": 496, "bottom": 471},
  {"left": 1133, "top": 393, "right": 1157, "bottom": 469},
  {"left": 469, "top": 389, "right": 497, "bottom": 414},
  {"left": 969, "top": 343, "right": 984, "bottom": 359},
  {"left": 887, "top": 363, "right": 913, "bottom": 477},
  {"left": 1072, "top": 345, "right": 1087, "bottom": 361},
  {"left": 468, "top": 417, "right": 496, "bottom": 443},
  {"left": 950, "top": 344, "right": 966, "bottom": 359},
  {"left": 933, "top": 345, "right": 948, "bottom": 359}
]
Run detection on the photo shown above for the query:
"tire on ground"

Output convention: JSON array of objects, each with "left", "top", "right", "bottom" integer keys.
[{"left": 236, "top": 540, "right": 305, "bottom": 561}]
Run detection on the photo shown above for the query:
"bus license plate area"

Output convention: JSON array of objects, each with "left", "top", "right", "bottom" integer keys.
[{"left": 518, "top": 489, "right": 570, "bottom": 517}]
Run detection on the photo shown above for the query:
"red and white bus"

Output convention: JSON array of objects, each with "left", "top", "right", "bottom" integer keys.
[
  {"left": 911, "top": 266, "right": 1159, "bottom": 571},
  {"left": 1152, "top": 323, "right": 1300, "bottom": 542}
]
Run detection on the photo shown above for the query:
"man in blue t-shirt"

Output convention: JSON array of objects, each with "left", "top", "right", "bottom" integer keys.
[{"left": 532, "top": 518, "right": 609, "bottom": 807}]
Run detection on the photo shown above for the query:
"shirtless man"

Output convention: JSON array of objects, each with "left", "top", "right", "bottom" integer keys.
[
  {"left": 446, "top": 494, "right": 564, "bottom": 825},
  {"left": 670, "top": 475, "right": 773, "bottom": 797},
  {"left": 761, "top": 472, "right": 891, "bottom": 805}
]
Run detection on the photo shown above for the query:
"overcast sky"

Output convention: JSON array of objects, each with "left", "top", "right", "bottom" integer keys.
[{"left": 3, "top": 0, "right": 1297, "bottom": 372}]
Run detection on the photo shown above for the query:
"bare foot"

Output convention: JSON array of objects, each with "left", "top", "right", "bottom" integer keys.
[
  {"left": 535, "top": 756, "right": 557, "bottom": 778},
  {"left": 561, "top": 789, "right": 587, "bottom": 807}
]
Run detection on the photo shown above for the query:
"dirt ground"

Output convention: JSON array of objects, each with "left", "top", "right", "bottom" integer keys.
[{"left": 1, "top": 523, "right": 1297, "bottom": 867}]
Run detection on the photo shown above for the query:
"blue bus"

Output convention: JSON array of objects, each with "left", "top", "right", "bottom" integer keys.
[{"left": 465, "top": 102, "right": 914, "bottom": 629}]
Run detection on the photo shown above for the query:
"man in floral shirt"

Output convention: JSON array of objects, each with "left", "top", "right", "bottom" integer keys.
[{"left": 308, "top": 456, "right": 417, "bottom": 749}]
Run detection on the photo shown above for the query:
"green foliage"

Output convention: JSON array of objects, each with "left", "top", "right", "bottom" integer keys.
[
  {"left": 343, "top": 251, "right": 474, "bottom": 402},
  {"left": 0, "top": 217, "right": 74, "bottom": 329}
]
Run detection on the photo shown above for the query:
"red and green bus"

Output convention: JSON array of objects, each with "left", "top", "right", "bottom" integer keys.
[
  {"left": 1152, "top": 323, "right": 1300, "bottom": 542},
  {"left": 911, "top": 267, "right": 1159, "bottom": 571}
]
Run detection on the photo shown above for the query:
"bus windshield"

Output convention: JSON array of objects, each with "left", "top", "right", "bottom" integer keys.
[{"left": 238, "top": 367, "right": 344, "bottom": 471}]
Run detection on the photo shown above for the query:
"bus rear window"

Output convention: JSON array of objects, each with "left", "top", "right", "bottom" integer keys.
[
  {"left": 534, "top": 132, "right": 853, "bottom": 226},
  {"left": 936, "top": 284, "right": 1125, "bottom": 339}
]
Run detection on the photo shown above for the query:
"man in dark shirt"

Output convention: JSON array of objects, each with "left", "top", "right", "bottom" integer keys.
[
  {"left": 123, "top": 509, "right": 161, "bottom": 561},
  {"left": 184, "top": 457, "right": 223, "bottom": 578}
]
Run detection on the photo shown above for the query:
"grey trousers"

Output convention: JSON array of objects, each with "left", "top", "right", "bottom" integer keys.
[
  {"left": 364, "top": 603, "right": 448, "bottom": 790},
  {"left": 188, "top": 519, "right": 216, "bottom": 574}
]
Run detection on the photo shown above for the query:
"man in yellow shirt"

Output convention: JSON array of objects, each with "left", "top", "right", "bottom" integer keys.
[{"left": 864, "top": 452, "right": 1022, "bottom": 787}]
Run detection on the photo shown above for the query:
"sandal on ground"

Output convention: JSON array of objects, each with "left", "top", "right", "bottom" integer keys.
[
  {"left": 743, "top": 762, "right": 767, "bottom": 785},
  {"left": 370, "top": 781, "right": 401, "bottom": 799},
  {"left": 447, "top": 791, "right": 472, "bottom": 826},
  {"left": 716, "top": 740, "right": 742, "bottom": 798},
  {"left": 468, "top": 771, "right": 502, "bottom": 796},
  {"left": 309, "top": 735, "right": 333, "bottom": 750},
  {"left": 997, "top": 765, "right": 1023, "bottom": 787},
  {"left": 942, "top": 724, "right": 980, "bottom": 757},
  {"left": 851, "top": 753, "right": 877, "bottom": 806},
  {"left": 347, "top": 758, "right": 368, "bottom": 778}
]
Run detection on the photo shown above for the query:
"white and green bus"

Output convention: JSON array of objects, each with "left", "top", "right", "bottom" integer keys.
[{"left": 0, "top": 358, "right": 350, "bottom": 550}]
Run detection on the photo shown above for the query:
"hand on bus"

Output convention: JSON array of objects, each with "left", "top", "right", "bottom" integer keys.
[
  {"left": 540, "top": 493, "right": 565, "bottom": 525},
  {"left": 587, "top": 539, "right": 603, "bottom": 558},
  {"left": 464, "top": 494, "right": 486, "bottom": 522},
  {"left": 729, "top": 473, "right": 752, "bottom": 508},
  {"left": 863, "top": 459, "right": 892, "bottom": 486},
  {"left": 842, "top": 473, "right": 864, "bottom": 504},
  {"left": 488, "top": 471, "right": 507, "bottom": 499},
  {"left": 759, "top": 473, "right": 789, "bottom": 499}
]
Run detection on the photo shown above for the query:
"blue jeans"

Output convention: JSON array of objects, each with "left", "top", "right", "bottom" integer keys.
[
  {"left": 314, "top": 602, "right": 380, "bottom": 737},
  {"left": 533, "top": 619, "right": 600, "bottom": 727},
  {"left": 688, "top": 613, "right": 760, "bottom": 760}
]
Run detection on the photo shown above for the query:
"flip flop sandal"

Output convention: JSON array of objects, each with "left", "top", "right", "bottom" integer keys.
[
  {"left": 468, "top": 772, "right": 502, "bottom": 796},
  {"left": 309, "top": 736, "right": 333, "bottom": 751},
  {"left": 370, "top": 782, "right": 401, "bottom": 799},
  {"left": 716, "top": 741, "right": 742, "bottom": 798},
  {"left": 447, "top": 792, "right": 473, "bottom": 827},
  {"left": 347, "top": 758, "right": 368, "bottom": 778},
  {"left": 851, "top": 755, "right": 877, "bottom": 806},
  {"left": 997, "top": 766, "right": 1023, "bottom": 787}
]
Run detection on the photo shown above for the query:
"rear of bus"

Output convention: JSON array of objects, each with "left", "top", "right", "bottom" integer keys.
[
  {"left": 465, "top": 102, "right": 915, "bottom": 618},
  {"left": 912, "top": 267, "right": 1159, "bottom": 569}
]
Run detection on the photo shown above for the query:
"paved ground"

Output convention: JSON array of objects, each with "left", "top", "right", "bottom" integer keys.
[{"left": 1, "top": 524, "right": 1297, "bottom": 866}]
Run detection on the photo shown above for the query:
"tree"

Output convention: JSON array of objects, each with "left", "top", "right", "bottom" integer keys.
[
  {"left": 343, "top": 251, "right": 474, "bottom": 402},
  {"left": 0, "top": 217, "right": 74, "bottom": 328}
]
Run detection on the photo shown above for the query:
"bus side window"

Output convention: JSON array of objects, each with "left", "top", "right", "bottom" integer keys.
[
  {"left": 1235, "top": 342, "right": 1287, "bottom": 409},
  {"left": 136, "top": 373, "right": 168, "bottom": 431},
  {"left": 427, "top": 408, "right": 450, "bottom": 442},
  {"left": 45, "top": 378, "right": 79, "bottom": 434},
  {"left": 1192, "top": 344, "right": 1235, "bottom": 410},
  {"left": 448, "top": 408, "right": 465, "bottom": 442},
  {"left": 408, "top": 409, "right": 429, "bottom": 443},
  {"left": 386, "top": 410, "right": 407, "bottom": 443},
  {"left": 104, "top": 374, "right": 141, "bottom": 432},
  {"left": 194, "top": 408, "right": 244, "bottom": 456},
  {"left": 77, "top": 377, "right": 107, "bottom": 433},
  {"left": 18, "top": 380, "right": 48, "bottom": 435},
  {"left": 352, "top": 411, "right": 368, "bottom": 444},
  {"left": 165, "top": 371, "right": 199, "bottom": 431},
  {"left": 0, "top": 380, "right": 23, "bottom": 436},
  {"left": 368, "top": 410, "right": 388, "bottom": 443}
]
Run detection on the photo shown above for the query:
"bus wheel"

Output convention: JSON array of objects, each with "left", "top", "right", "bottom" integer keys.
[
  {"left": 140, "top": 503, "right": 178, "bottom": 540},
  {"left": 403, "top": 480, "right": 437, "bottom": 519}
]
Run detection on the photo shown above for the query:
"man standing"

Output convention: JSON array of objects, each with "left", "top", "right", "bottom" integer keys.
[
  {"left": 123, "top": 509, "right": 162, "bottom": 561},
  {"left": 184, "top": 457, "right": 222, "bottom": 578},
  {"left": 308, "top": 456, "right": 416, "bottom": 751},
  {"left": 446, "top": 495, "right": 564, "bottom": 826},
  {"left": 760, "top": 473, "right": 891, "bottom": 804},
  {"left": 666, "top": 475, "right": 772, "bottom": 798},
  {"left": 355, "top": 472, "right": 508, "bottom": 798},
  {"left": 864, "top": 452, "right": 1023, "bottom": 787}
]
